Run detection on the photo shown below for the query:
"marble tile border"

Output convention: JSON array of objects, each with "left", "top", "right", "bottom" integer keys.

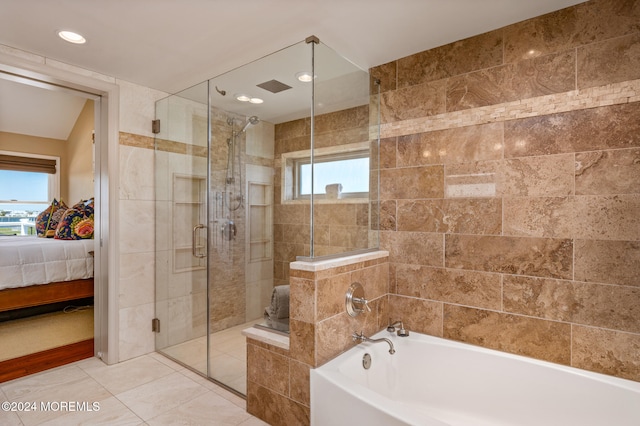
[{"left": 377, "top": 78, "right": 640, "bottom": 139}]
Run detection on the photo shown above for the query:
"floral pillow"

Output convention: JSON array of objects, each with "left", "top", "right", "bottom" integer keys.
[
  {"left": 54, "top": 207, "right": 94, "bottom": 240},
  {"left": 73, "top": 198, "right": 94, "bottom": 217},
  {"left": 35, "top": 199, "right": 68, "bottom": 238}
]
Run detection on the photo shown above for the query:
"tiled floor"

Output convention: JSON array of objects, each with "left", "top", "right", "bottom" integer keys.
[
  {"left": 0, "top": 352, "right": 268, "bottom": 426},
  {"left": 161, "top": 319, "right": 262, "bottom": 395}
]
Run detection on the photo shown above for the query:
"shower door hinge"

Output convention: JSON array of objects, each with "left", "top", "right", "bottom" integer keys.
[
  {"left": 152, "top": 119, "right": 161, "bottom": 134},
  {"left": 152, "top": 318, "right": 160, "bottom": 333}
]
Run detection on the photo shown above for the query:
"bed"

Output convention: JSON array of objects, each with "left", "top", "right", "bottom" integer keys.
[{"left": 0, "top": 236, "right": 94, "bottom": 312}]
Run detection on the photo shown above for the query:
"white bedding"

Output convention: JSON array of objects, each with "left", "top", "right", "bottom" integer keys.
[{"left": 0, "top": 236, "right": 94, "bottom": 291}]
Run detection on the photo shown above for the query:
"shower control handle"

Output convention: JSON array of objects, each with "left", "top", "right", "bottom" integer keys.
[{"left": 192, "top": 224, "right": 207, "bottom": 258}]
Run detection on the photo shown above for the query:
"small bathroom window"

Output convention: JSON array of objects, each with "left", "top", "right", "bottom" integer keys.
[{"left": 281, "top": 141, "right": 370, "bottom": 203}]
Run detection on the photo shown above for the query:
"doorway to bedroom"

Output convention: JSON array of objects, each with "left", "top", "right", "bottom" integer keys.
[{"left": 0, "top": 72, "right": 102, "bottom": 382}]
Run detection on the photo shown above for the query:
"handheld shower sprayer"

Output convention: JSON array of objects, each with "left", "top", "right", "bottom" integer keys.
[{"left": 240, "top": 116, "right": 260, "bottom": 133}]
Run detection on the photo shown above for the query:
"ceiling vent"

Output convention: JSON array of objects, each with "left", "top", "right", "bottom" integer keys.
[{"left": 256, "top": 79, "right": 292, "bottom": 94}]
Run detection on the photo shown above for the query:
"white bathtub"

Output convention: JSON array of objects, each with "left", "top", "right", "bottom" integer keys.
[{"left": 311, "top": 330, "right": 640, "bottom": 426}]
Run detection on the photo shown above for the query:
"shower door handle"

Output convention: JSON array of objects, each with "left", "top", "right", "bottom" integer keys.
[{"left": 192, "top": 224, "right": 207, "bottom": 258}]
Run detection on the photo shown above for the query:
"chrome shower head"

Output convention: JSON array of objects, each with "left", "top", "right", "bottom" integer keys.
[{"left": 241, "top": 116, "right": 260, "bottom": 133}]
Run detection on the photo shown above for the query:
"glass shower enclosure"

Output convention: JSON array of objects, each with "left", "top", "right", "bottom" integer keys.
[{"left": 154, "top": 37, "right": 379, "bottom": 395}]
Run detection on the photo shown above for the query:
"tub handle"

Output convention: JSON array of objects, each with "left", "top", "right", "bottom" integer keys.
[{"left": 346, "top": 282, "right": 370, "bottom": 317}]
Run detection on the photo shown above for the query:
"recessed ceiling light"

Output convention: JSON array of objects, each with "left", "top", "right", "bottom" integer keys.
[
  {"left": 249, "top": 97, "right": 264, "bottom": 104},
  {"left": 235, "top": 94, "right": 250, "bottom": 102},
  {"left": 58, "top": 30, "right": 86, "bottom": 44},
  {"left": 296, "top": 71, "right": 314, "bottom": 82}
]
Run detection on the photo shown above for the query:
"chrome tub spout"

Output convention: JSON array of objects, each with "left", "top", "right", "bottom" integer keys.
[{"left": 352, "top": 331, "right": 395, "bottom": 354}]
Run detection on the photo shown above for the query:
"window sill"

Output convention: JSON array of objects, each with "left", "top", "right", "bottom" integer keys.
[{"left": 281, "top": 197, "right": 369, "bottom": 205}]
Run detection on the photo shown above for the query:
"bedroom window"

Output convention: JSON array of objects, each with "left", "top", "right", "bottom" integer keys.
[{"left": 0, "top": 152, "right": 60, "bottom": 234}]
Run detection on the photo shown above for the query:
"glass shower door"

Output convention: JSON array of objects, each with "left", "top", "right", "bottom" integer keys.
[{"left": 154, "top": 82, "right": 209, "bottom": 374}]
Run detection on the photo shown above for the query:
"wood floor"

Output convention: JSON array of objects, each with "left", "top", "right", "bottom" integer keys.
[{"left": 0, "top": 339, "right": 94, "bottom": 383}]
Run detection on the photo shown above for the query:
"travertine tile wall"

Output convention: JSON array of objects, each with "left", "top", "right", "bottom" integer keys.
[
  {"left": 273, "top": 105, "right": 370, "bottom": 285},
  {"left": 372, "top": 0, "right": 640, "bottom": 382},
  {"left": 247, "top": 252, "right": 389, "bottom": 426}
]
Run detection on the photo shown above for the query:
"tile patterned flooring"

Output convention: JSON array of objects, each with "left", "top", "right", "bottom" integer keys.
[
  {"left": 0, "top": 351, "right": 268, "bottom": 425},
  {"left": 160, "top": 319, "right": 262, "bottom": 395}
]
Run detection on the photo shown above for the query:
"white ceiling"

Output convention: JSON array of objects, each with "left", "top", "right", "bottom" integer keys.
[
  {"left": 0, "top": 78, "right": 88, "bottom": 140},
  {"left": 0, "top": 0, "right": 586, "bottom": 139}
]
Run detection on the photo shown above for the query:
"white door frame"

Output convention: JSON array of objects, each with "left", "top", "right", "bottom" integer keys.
[{"left": 0, "top": 50, "right": 120, "bottom": 365}]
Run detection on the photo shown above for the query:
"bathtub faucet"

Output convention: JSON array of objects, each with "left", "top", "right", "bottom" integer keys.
[
  {"left": 387, "top": 319, "right": 410, "bottom": 337},
  {"left": 352, "top": 331, "right": 395, "bottom": 355}
]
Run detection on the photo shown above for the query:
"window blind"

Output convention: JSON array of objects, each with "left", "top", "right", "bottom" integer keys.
[{"left": 0, "top": 154, "right": 57, "bottom": 174}]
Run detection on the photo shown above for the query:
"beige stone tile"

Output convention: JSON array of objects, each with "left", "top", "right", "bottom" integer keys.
[
  {"left": 396, "top": 265, "right": 501, "bottom": 310},
  {"left": 443, "top": 304, "right": 571, "bottom": 365},
  {"left": 398, "top": 30, "right": 503, "bottom": 87},
  {"left": 504, "top": 275, "right": 640, "bottom": 333},
  {"left": 289, "top": 360, "right": 311, "bottom": 407},
  {"left": 289, "top": 319, "right": 315, "bottom": 367},
  {"left": 146, "top": 391, "right": 250, "bottom": 426},
  {"left": 328, "top": 225, "right": 369, "bottom": 250},
  {"left": 504, "top": 0, "right": 640, "bottom": 62},
  {"left": 314, "top": 105, "right": 369, "bottom": 135},
  {"left": 381, "top": 231, "right": 444, "bottom": 268},
  {"left": 274, "top": 204, "right": 309, "bottom": 226},
  {"left": 380, "top": 165, "right": 444, "bottom": 200},
  {"left": 118, "top": 302, "right": 156, "bottom": 361},
  {"left": 396, "top": 122, "right": 503, "bottom": 167},
  {"left": 313, "top": 204, "right": 357, "bottom": 226},
  {"left": 445, "top": 234, "right": 573, "bottom": 280},
  {"left": 397, "top": 198, "right": 501, "bottom": 235},
  {"left": 387, "top": 294, "right": 443, "bottom": 337},
  {"left": 289, "top": 277, "right": 315, "bottom": 323},
  {"left": 379, "top": 200, "right": 397, "bottom": 231},
  {"left": 118, "top": 251, "right": 155, "bottom": 309},
  {"left": 39, "top": 396, "right": 142, "bottom": 426},
  {"left": 380, "top": 79, "right": 447, "bottom": 123},
  {"left": 445, "top": 160, "right": 500, "bottom": 198},
  {"left": 316, "top": 272, "right": 352, "bottom": 321},
  {"left": 115, "top": 372, "right": 208, "bottom": 421},
  {"left": 380, "top": 137, "right": 397, "bottom": 169},
  {"left": 119, "top": 199, "right": 155, "bottom": 254},
  {"left": 281, "top": 223, "right": 310, "bottom": 245},
  {"left": 578, "top": 33, "right": 640, "bottom": 89},
  {"left": 209, "top": 352, "right": 246, "bottom": 388},
  {"left": 274, "top": 118, "right": 308, "bottom": 144},
  {"left": 119, "top": 144, "right": 155, "bottom": 201},
  {"left": 351, "top": 262, "right": 389, "bottom": 301},
  {"left": 5, "top": 366, "right": 111, "bottom": 426},
  {"left": 446, "top": 51, "right": 575, "bottom": 112},
  {"left": 0, "top": 407, "right": 21, "bottom": 426},
  {"left": 315, "top": 306, "right": 379, "bottom": 367},
  {"left": 503, "top": 196, "right": 574, "bottom": 238},
  {"left": 572, "top": 326, "right": 640, "bottom": 382},
  {"left": 575, "top": 148, "right": 640, "bottom": 195},
  {"left": 370, "top": 61, "right": 397, "bottom": 94},
  {"left": 504, "top": 103, "right": 640, "bottom": 157},
  {"left": 574, "top": 239, "right": 640, "bottom": 287},
  {"left": 247, "top": 382, "right": 309, "bottom": 426},
  {"left": 246, "top": 344, "right": 289, "bottom": 396},
  {"left": 573, "top": 195, "right": 640, "bottom": 240},
  {"left": 445, "top": 155, "right": 574, "bottom": 199},
  {"left": 500, "top": 154, "right": 574, "bottom": 197},
  {"left": 239, "top": 416, "right": 270, "bottom": 426},
  {"left": 79, "top": 354, "right": 175, "bottom": 395}
]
